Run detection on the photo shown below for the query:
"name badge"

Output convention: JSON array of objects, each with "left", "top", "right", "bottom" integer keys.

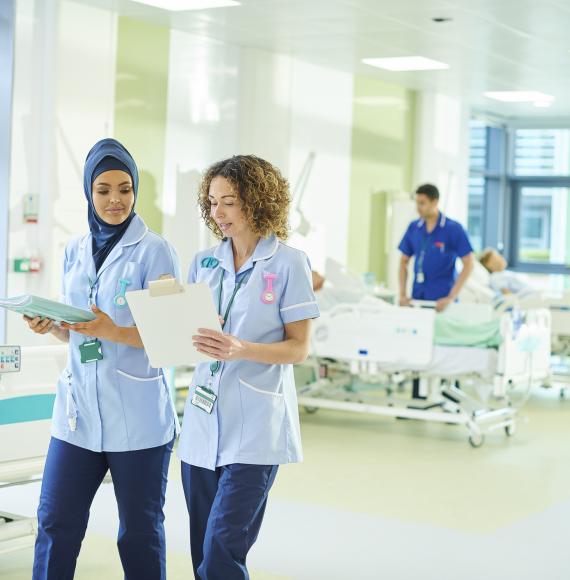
[
  {"left": 191, "top": 385, "right": 217, "bottom": 414},
  {"left": 79, "top": 340, "right": 103, "bottom": 364}
]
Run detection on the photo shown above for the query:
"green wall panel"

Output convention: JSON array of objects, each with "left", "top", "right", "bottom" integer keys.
[
  {"left": 114, "top": 16, "right": 170, "bottom": 234},
  {"left": 347, "top": 76, "right": 416, "bottom": 281}
]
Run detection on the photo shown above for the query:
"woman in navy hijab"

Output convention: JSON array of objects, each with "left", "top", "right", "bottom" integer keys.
[{"left": 25, "top": 138, "right": 180, "bottom": 580}]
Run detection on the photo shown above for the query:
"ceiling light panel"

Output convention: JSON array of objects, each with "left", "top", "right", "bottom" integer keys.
[
  {"left": 362, "top": 56, "right": 450, "bottom": 71},
  {"left": 131, "top": 0, "right": 240, "bottom": 11},
  {"left": 484, "top": 91, "right": 554, "bottom": 103}
]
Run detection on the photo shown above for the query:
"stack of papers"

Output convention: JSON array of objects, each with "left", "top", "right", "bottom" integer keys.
[{"left": 0, "top": 295, "right": 96, "bottom": 324}]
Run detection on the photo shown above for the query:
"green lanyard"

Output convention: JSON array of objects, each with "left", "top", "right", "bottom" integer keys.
[{"left": 210, "top": 268, "right": 252, "bottom": 376}]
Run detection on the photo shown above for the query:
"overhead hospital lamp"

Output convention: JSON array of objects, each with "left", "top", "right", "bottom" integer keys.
[{"left": 290, "top": 151, "right": 315, "bottom": 237}]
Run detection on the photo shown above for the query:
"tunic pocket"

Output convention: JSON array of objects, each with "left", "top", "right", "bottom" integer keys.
[
  {"left": 116, "top": 369, "right": 172, "bottom": 449},
  {"left": 238, "top": 377, "right": 285, "bottom": 458}
]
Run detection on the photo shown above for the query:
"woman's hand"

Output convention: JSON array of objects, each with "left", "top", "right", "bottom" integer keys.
[
  {"left": 24, "top": 315, "right": 70, "bottom": 343},
  {"left": 61, "top": 305, "right": 117, "bottom": 340},
  {"left": 193, "top": 328, "right": 250, "bottom": 361},
  {"left": 24, "top": 315, "right": 54, "bottom": 335}
]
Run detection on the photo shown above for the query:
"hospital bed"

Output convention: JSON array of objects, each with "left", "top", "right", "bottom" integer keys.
[
  {"left": 298, "top": 302, "right": 551, "bottom": 447},
  {"left": 500, "top": 291, "right": 570, "bottom": 398},
  {"left": 0, "top": 344, "right": 66, "bottom": 554},
  {"left": 503, "top": 291, "right": 570, "bottom": 354},
  {"left": 317, "top": 258, "right": 396, "bottom": 312},
  {"left": 460, "top": 262, "right": 570, "bottom": 397}
]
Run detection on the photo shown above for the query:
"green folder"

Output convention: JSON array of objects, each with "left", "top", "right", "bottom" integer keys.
[{"left": 0, "top": 295, "right": 96, "bottom": 324}]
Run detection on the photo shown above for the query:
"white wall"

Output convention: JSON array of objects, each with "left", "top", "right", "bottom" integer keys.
[
  {"left": 413, "top": 92, "right": 470, "bottom": 225},
  {"left": 162, "top": 38, "right": 354, "bottom": 276},
  {"left": 237, "top": 47, "right": 293, "bottom": 173},
  {"left": 6, "top": 5, "right": 354, "bottom": 346},
  {"left": 287, "top": 60, "right": 353, "bottom": 272},
  {"left": 7, "top": 0, "right": 116, "bottom": 345},
  {"left": 162, "top": 30, "right": 241, "bottom": 277}
]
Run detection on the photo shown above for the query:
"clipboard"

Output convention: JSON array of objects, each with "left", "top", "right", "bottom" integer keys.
[{"left": 126, "top": 278, "right": 222, "bottom": 368}]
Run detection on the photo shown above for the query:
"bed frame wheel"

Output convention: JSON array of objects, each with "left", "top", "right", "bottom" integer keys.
[
  {"left": 468, "top": 433, "right": 485, "bottom": 448},
  {"left": 505, "top": 424, "right": 516, "bottom": 437},
  {"left": 304, "top": 406, "right": 319, "bottom": 414}
]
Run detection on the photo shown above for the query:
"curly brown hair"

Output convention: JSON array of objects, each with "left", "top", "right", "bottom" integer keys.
[{"left": 198, "top": 155, "right": 291, "bottom": 240}]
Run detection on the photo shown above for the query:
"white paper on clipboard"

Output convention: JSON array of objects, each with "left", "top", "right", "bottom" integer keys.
[{"left": 126, "top": 281, "right": 221, "bottom": 368}]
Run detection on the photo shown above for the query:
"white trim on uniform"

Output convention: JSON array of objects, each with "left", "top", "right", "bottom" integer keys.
[
  {"left": 239, "top": 378, "right": 284, "bottom": 398},
  {"left": 280, "top": 300, "right": 318, "bottom": 313},
  {"left": 416, "top": 213, "right": 446, "bottom": 228},
  {"left": 117, "top": 369, "right": 161, "bottom": 382},
  {"left": 122, "top": 227, "right": 148, "bottom": 247},
  {"left": 253, "top": 236, "right": 279, "bottom": 262}
]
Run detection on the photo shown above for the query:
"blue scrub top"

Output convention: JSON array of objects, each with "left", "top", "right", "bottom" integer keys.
[
  {"left": 398, "top": 213, "right": 473, "bottom": 301},
  {"left": 177, "top": 235, "right": 320, "bottom": 470},
  {"left": 52, "top": 215, "right": 181, "bottom": 452}
]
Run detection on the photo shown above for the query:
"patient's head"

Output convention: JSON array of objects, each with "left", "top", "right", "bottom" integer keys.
[{"left": 479, "top": 248, "right": 507, "bottom": 273}]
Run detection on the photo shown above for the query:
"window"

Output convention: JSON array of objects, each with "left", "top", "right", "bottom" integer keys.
[
  {"left": 469, "top": 122, "right": 487, "bottom": 171},
  {"left": 516, "top": 186, "right": 569, "bottom": 267},
  {"left": 469, "top": 121, "right": 570, "bottom": 274},
  {"left": 467, "top": 120, "right": 487, "bottom": 252},
  {"left": 467, "top": 119, "right": 506, "bottom": 254},
  {"left": 514, "top": 129, "right": 570, "bottom": 176},
  {"left": 467, "top": 176, "right": 485, "bottom": 252}
]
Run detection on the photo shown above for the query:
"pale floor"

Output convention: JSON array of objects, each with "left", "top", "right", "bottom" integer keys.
[{"left": 1, "top": 386, "right": 570, "bottom": 579}]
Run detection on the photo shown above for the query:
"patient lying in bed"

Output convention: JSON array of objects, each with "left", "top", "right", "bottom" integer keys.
[
  {"left": 479, "top": 248, "right": 534, "bottom": 295},
  {"left": 311, "top": 264, "right": 385, "bottom": 311}
]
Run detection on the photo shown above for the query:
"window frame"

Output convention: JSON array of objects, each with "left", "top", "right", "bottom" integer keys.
[
  {"left": 468, "top": 120, "right": 570, "bottom": 275},
  {"left": 508, "top": 176, "right": 570, "bottom": 275},
  {"left": 468, "top": 121, "right": 507, "bottom": 253}
]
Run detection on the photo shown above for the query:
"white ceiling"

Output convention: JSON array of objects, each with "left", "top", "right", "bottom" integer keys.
[{"left": 72, "top": 0, "right": 570, "bottom": 119}]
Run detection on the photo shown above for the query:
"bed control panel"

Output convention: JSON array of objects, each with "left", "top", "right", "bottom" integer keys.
[{"left": 0, "top": 345, "right": 21, "bottom": 373}]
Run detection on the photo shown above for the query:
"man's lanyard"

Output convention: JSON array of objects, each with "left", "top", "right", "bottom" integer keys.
[
  {"left": 416, "top": 233, "right": 433, "bottom": 276},
  {"left": 210, "top": 267, "right": 252, "bottom": 376},
  {"left": 416, "top": 223, "right": 439, "bottom": 279}
]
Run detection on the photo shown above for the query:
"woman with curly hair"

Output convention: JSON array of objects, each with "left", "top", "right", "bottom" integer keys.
[{"left": 177, "top": 155, "right": 319, "bottom": 579}]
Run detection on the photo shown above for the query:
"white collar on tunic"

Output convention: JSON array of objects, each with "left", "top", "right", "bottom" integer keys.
[
  {"left": 213, "top": 234, "right": 279, "bottom": 271},
  {"left": 417, "top": 212, "right": 446, "bottom": 229}
]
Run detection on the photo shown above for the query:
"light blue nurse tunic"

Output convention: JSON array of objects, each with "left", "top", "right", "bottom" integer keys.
[
  {"left": 51, "top": 214, "right": 180, "bottom": 452},
  {"left": 177, "top": 234, "right": 320, "bottom": 470}
]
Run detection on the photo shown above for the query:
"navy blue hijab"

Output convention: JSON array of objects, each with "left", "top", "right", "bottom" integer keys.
[{"left": 84, "top": 138, "right": 139, "bottom": 272}]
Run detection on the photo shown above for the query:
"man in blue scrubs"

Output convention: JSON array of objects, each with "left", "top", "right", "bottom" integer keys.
[{"left": 398, "top": 183, "right": 474, "bottom": 312}]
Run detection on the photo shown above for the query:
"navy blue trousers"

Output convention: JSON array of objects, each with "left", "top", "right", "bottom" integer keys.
[
  {"left": 33, "top": 436, "right": 173, "bottom": 580},
  {"left": 181, "top": 462, "right": 278, "bottom": 580}
]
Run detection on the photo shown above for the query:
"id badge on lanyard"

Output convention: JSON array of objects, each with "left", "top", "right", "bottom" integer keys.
[
  {"left": 416, "top": 234, "right": 432, "bottom": 285},
  {"left": 79, "top": 276, "right": 104, "bottom": 363},
  {"left": 191, "top": 385, "right": 217, "bottom": 414},
  {"left": 79, "top": 340, "right": 103, "bottom": 363},
  {"left": 190, "top": 268, "right": 251, "bottom": 414}
]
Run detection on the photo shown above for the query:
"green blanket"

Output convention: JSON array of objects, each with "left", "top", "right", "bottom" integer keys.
[{"left": 434, "top": 314, "right": 501, "bottom": 348}]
